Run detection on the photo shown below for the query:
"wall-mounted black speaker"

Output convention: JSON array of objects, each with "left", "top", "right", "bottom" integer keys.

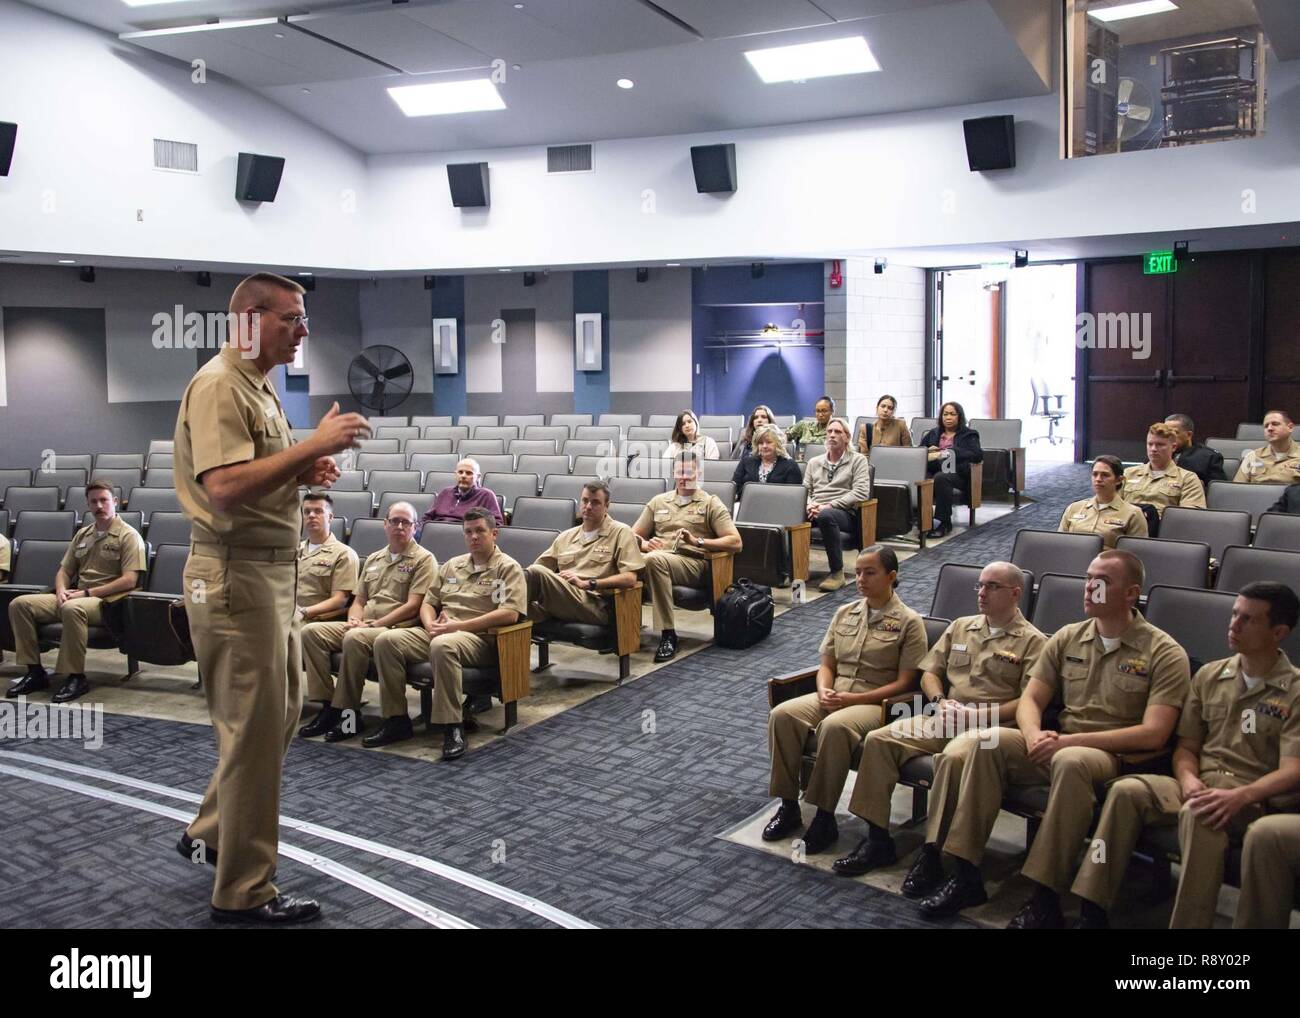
[
  {"left": 236, "top": 152, "right": 285, "bottom": 202},
  {"left": 0, "top": 122, "right": 16, "bottom": 176},
  {"left": 962, "top": 115, "right": 1016, "bottom": 171},
  {"left": 690, "top": 143, "right": 737, "bottom": 194},
  {"left": 447, "top": 162, "right": 490, "bottom": 208}
]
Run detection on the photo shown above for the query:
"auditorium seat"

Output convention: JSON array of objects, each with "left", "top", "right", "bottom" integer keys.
[
  {"left": 542, "top": 474, "right": 598, "bottom": 502},
  {"left": 571, "top": 455, "right": 614, "bottom": 477},
  {"left": 366, "top": 470, "right": 422, "bottom": 495},
  {"left": 483, "top": 473, "right": 539, "bottom": 513},
  {"left": 700, "top": 480, "right": 736, "bottom": 508},
  {"left": 606, "top": 502, "right": 643, "bottom": 527},
  {"left": 1235, "top": 424, "right": 1266, "bottom": 441},
  {"left": 405, "top": 619, "right": 533, "bottom": 733},
  {"left": 525, "top": 426, "right": 572, "bottom": 447},
  {"left": 518, "top": 455, "right": 571, "bottom": 481},
  {"left": 508, "top": 439, "right": 558, "bottom": 458},
  {"left": 13, "top": 510, "right": 76, "bottom": 544},
  {"left": 700, "top": 427, "right": 733, "bottom": 451},
  {"left": 419, "top": 521, "right": 465, "bottom": 562},
  {"left": 1214, "top": 545, "right": 1300, "bottom": 595},
  {"left": 1011, "top": 530, "right": 1102, "bottom": 588},
  {"left": 409, "top": 453, "right": 459, "bottom": 475},
  {"left": 457, "top": 415, "right": 498, "bottom": 429},
  {"left": 458, "top": 439, "right": 506, "bottom": 458},
  {"left": 66, "top": 485, "right": 123, "bottom": 510},
  {"left": 4, "top": 488, "right": 60, "bottom": 524},
  {"left": 699, "top": 415, "right": 744, "bottom": 433},
  {"left": 503, "top": 414, "right": 545, "bottom": 432},
  {"left": 328, "top": 470, "right": 366, "bottom": 491},
  {"left": 869, "top": 447, "right": 933, "bottom": 544},
  {"left": 356, "top": 438, "right": 400, "bottom": 454},
  {"left": 1028, "top": 573, "right": 1087, "bottom": 634},
  {"left": 124, "top": 488, "right": 181, "bottom": 521},
  {"left": 733, "top": 482, "right": 811, "bottom": 586},
  {"left": 698, "top": 459, "right": 736, "bottom": 482},
  {"left": 421, "top": 471, "right": 457, "bottom": 494},
  {"left": 146, "top": 440, "right": 174, "bottom": 459},
  {"left": 0, "top": 540, "right": 68, "bottom": 651},
  {"left": 366, "top": 415, "right": 410, "bottom": 430},
  {"left": 510, "top": 497, "right": 576, "bottom": 531},
  {"left": 95, "top": 453, "right": 145, "bottom": 471},
  {"left": 533, "top": 578, "right": 644, "bottom": 684},
  {"left": 404, "top": 440, "right": 454, "bottom": 458},
  {"left": 548, "top": 414, "right": 592, "bottom": 436},
  {"left": 597, "top": 414, "right": 641, "bottom": 434},
  {"left": 1222, "top": 457, "right": 1240, "bottom": 480},
  {"left": 910, "top": 417, "right": 939, "bottom": 445},
  {"left": 0, "top": 470, "right": 33, "bottom": 505},
  {"left": 147, "top": 453, "right": 174, "bottom": 469},
  {"left": 376, "top": 491, "right": 426, "bottom": 521},
  {"left": 495, "top": 526, "right": 561, "bottom": 569},
  {"left": 1145, "top": 585, "right": 1240, "bottom": 671},
  {"left": 471, "top": 426, "right": 518, "bottom": 445},
  {"left": 356, "top": 452, "right": 407, "bottom": 475},
  {"left": 375, "top": 426, "right": 420, "bottom": 445},
  {"left": 423, "top": 426, "right": 470, "bottom": 444},
  {"left": 347, "top": 518, "right": 389, "bottom": 558},
  {"left": 969, "top": 418, "right": 1026, "bottom": 506},
  {"left": 575, "top": 426, "right": 621, "bottom": 445},
  {"left": 1208, "top": 481, "right": 1287, "bottom": 527},
  {"left": 144, "top": 512, "right": 191, "bottom": 547},
  {"left": 33, "top": 468, "right": 89, "bottom": 504},
  {"left": 93, "top": 468, "right": 142, "bottom": 499},
  {"left": 627, "top": 427, "right": 672, "bottom": 444},
  {"left": 143, "top": 468, "right": 173, "bottom": 488},
  {"left": 562, "top": 439, "right": 616, "bottom": 459},
  {"left": 468, "top": 454, "right": 515, "bottom": 475},
  {"left": 929, "top": 562, "right": 1034, "bottom": 621},
  {"left": 327, "top": 491, "right": 376, "bottom": 535},
  {"left": 410, "top": 416, "right": 453, "bottom": 430},
  {"left": 647, "top": 414, "right": 677, "bottom": 428},
  {"left": 1207, "top": 438, "right": 1257, "bottom": 460},
  {"left": 609, "top": 477, "right": 668, "bottom": 504},
  {"left": 801, "top": 443, "right": 826, "bottom": 462},
  {"left": 1252, "top": 513, "right": 1300, "bottom": 552},
  {"left": 1115, "top": 536, "right": 1211, "bottom": 596},
  {"left": 1159, "top": 507, "right": 1250, "bottom": 561}
]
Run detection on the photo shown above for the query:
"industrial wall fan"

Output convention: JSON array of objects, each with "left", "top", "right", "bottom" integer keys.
[
  {"left": 1117, "top": 77, "right": 1155, "bottom": 142},
  {"left": 348, "top": 344, "right": 413, "bottom": 413}
]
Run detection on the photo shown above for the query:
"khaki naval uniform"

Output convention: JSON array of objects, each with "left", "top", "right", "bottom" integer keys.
[
  {"left": 634, "top": 488, "right": 739, "bottom": 631},
  {"left": 1058, "top": 496, "right": 1148, "bottom": 549},
  {"left": 942, "top": 613, "right": 1189, "bottom": 893},
  {"left": 1234, "top": 440, "right": 1300, "bottom": 484},
  {"left": 768, "top": 594, "right": 927, "bottom": 813},
  {"left": 1074, "top": 652, "right": 1299, "bottom": 926},
  {"left": 850, "top": 612, "right": 1045, "bottom": 845},
  {"left": 371, "top": 547, "right": 527, "bottom": 723},
  {"left": 9, "top": 516, "right": 146, "bottom": 675},
  {"left": 296, "top": 534, "right": 359, "bottom": 619},
  {"left": 174, "top": 345, "right": 302, "bottom": 912},
  {"left": 301, "top": 544, "right": 434, "bottom": 709},
  {"left": 1236, "top": 813, "right": 1300, "bottom": 928},
  {"left": 526, "top": 516, "right": 645, "bottom": 626},
  {"left": 1122, "top": 462, "right": 1206, "bottom": 516},
  {"left": 0, "top": 533, "right": 10, "bottom": 579}
]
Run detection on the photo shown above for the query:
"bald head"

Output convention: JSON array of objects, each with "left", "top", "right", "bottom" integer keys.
[{"left": 977, "top": 560, "right": 1024, "bottom": 626}]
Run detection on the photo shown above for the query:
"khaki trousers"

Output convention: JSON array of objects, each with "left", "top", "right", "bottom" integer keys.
[
  {"left": 182, "top": 551, "right": 301, "bottom": 912},
  {"left": 642, "top": 550, "right": 709, "bottom": 631},
  {"left": 9, "top": 592, "right": 103, "bottom": 675},
  {"left": 525, "top": 565, "right": 608, "bottom": 626},
  {"left": 768, "top": 691, "right": 883, "bottom": 813},
  {"left": 371, "top": 628, "right": 431, "bottom": 718},
  {"left": 1071, "top": 772, "right": 1260, "bottom": 925},
  {"left": 429, "top": 632, "right": 496, "bottom": 725},
  {"left": 942, "top": 728, "right": 1120, "bottom": 892},
  {"left": 301, "top": 621, "right": 386, "bottom": 709},
  {"left": 850, "top": 718, "right": 991, "bottom": 846},
  {"left": 1235, "top": 813, "right": 1300, "bottom": 929}
]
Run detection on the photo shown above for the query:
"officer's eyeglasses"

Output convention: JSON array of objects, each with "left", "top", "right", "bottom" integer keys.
[
  {"left": 973, "top": 582, "right": 1010, "bottom": 592},
  {"left": 253, "top": 308, "right": 309, "bottom": 327},
  {"left": 385, "top": 518, "right": 414, "bottom": 528}
]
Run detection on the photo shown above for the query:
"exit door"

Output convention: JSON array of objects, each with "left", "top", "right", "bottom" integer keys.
[{"left": 935, "top": 270, "right": 999, "bottom": 418}]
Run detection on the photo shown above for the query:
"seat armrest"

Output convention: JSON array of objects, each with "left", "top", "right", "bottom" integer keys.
[
  {"left": 856, "top": 498, "right": 878, "bottom": 548},
  {"left": 489, "top": 620, "right": 533, "bottom": 703},
  {"left": 968, "top": 460, "right": 983, "bottom": 510},
  {"left": 604, "top": 582, "right": 644, "bottom": 657},
  {"left": 916, "top": 479, "right": 935, "bottom": 533},
  {"left": 768, "top": 667, "right": 818, "bottom": 708},
  {"left": 882, "top": 692, "right": 927, "bottom": 727},
  {"left": 786, "top": 521, "right": 811, "bottom": 583},
  {"left": 706, "top": 549, "right": 734, "bottom": 605},
  {"left": 1009, "top": 447, "right": 1026, "bottom": 495}
]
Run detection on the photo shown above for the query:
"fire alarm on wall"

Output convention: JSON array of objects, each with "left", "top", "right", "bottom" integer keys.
[{"left": 828, "top": 260, "right": 843, "bottom": 288}]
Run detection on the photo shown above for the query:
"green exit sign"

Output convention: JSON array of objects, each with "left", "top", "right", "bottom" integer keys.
[{"left": 1144, "top": 250, "right": 1178, "bottom": 274}]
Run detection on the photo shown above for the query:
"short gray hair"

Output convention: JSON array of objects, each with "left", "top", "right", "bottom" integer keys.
[
  {"left": 457, "top": 458, "right": 482, "bottom": 480},
  {"left": 750, "top": 423, "right": 788, "bottom": 458}
]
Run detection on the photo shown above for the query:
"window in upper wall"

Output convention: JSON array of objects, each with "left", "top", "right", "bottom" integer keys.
[{"left": 1063, "top": 0, "right": 1270, "bottom": 158}]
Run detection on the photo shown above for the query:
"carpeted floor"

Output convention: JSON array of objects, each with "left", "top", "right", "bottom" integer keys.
[{"left": 0, "top": 462, "right": 1097, "bottom": 929}]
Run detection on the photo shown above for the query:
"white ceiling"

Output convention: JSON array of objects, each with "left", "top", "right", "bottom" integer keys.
[{"left": 21, "top": 0, "right": 1056, "bottom": 154}]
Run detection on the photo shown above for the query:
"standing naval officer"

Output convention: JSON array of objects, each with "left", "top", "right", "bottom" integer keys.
[{"left": 174, "top": 272, "right": 370, "bottom": 924}]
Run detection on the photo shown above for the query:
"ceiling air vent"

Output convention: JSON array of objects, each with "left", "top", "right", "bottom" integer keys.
[
  {"left": 547, "top": 143, "right": 592, "bottom": 173},
  {"left": 153, "top": 138, "right": 198, "bottom": 174}
]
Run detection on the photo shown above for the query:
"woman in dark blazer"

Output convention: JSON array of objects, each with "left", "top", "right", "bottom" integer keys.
[
  {"left": 732, "top": 423, "right": 802, "bottom": 499},
  {"left": 919, "top": 401, "right": 983, "bottom": 538}
]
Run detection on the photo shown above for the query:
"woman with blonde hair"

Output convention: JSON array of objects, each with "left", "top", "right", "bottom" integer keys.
[{"left": 732, "top": 423, "right": 802, "bottom": 498}]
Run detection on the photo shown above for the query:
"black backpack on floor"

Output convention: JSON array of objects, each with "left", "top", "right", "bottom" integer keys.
[{"left": 713, "top": 578, "right": 774, "bottom": 649}]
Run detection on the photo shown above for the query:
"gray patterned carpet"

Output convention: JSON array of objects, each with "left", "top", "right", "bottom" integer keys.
[{"left": 0, "top": 462, "right": 1089, "bottom": 929}]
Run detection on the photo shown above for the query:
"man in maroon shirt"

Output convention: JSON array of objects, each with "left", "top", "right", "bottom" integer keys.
[{"left": 420, "top": 458, "right": 503, "bottom": 529}]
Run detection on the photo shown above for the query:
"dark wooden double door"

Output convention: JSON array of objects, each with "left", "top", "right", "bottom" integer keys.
[{"left": 1083, "top": 250, "right": 1300, "bottom": 462}]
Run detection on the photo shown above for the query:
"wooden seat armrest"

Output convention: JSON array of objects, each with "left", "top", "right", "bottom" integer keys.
[{"left": 768, "top": 667, "right": 819, "bottom": 708}]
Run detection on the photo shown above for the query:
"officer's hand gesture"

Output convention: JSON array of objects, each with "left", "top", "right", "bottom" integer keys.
[
  {"left": 558, "top": 569, "right": 583, "bottom": 585},
  {"left": 298, "top": 456, "right": 341, "bottom": 487},
  {"left": 312, "top": 402, "right": 371, "bottom": 457},
  {"left": 1027, "top": 729, "right": 1060, "bottom": 765}
]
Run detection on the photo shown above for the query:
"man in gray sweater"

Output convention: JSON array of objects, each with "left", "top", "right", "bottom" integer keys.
[{"left": 804, "top": 417, "right": 872, "bottom": 591}]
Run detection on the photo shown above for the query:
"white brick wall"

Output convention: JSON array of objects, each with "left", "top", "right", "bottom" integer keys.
[{"left": 824, "top": 260, "right": 929, "bottom": 426}]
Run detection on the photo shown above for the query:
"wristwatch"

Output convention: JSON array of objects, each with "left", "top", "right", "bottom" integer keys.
[{"left": 587, "top": 578, "right": 598, "bottom": 591}]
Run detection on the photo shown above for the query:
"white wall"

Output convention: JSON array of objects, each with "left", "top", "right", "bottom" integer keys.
[
  {"left": 366, "top": 62, "right": 1300, "bottom": 272},
  {"left": 0, "top": 0, "right": 369, "bottom": 270}
]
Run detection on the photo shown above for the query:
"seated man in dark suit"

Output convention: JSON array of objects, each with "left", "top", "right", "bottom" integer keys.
[
  {"left": 1166, "top": 413, "right": 1225, "bottom": 488},
  {"left": 1269, "top": 483, "right": 1300, "bottom": 515}
]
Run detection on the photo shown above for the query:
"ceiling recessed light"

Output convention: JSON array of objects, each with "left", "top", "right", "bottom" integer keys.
[
  {"left": 745, "top": 36, "right": 880, "bottom": 83},
  {"left": 665, "top": 262, "right": 680, "bottom": 267},
  {"left": 120, "top": 0, "right": 205, "bottom": 6},
  {"left": 297, "top": 271, "right": 313, "bottom": 277},
  {"left": 498, "top": 268, "right": 512, "bottom": 272},
  {"left": 617, "top": 78, "right": 634, "bottom": 89},
  {"left": 387, "top": 79, "right": 506, "bottom": 117},
  {"left": 513, "top": 2, "right": 524, "bottom": 8},
  {"left": 1087, "top": 1, "right": 1178, "bottom": 22},
  {"left": 512, "top": 63, "right": 521, "bottom": 71},
  {"left": 300, "top": 88, "right": 311, "bottom": 94},
  {"left": 58, "top": 259, "right": 76, "bottom": 264},
  {"left": 273, "top": 32, "right": 284, "bottom": 38}
]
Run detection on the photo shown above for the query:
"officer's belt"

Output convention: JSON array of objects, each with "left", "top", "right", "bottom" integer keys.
[{"left": 191, "top": 542, "right": 297, "bottom": 562}]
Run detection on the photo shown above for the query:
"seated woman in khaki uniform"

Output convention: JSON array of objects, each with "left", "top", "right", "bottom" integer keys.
[
  {"left": 856, "top": 393, "right": 912, "bottom": 454},
  {"left": 1058, "top": 454, "right": 1147, "bottom": 549},
  {"left": 763, "top": 545, "right": 927, "bottom": 856}
]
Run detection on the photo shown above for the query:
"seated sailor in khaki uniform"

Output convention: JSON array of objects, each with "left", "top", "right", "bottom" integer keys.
[
  {"left": 1234, "top": 410, "right": 1300, "bottom": 484},
  {"left": 298, "top": 500, "right": 434, "bottom": 742},
  {"left": 1072, "top": 580, "right": 1300, "bottom": 928},
  {"left": 296, "top": 492, "right": 359, "bottom": 627},
  {"left": 1123, "top": 422, "right": 1206, "bottom": 517},
  {"left": 763, "top": 545, "right": 927, "bottom": 857},
  {"left": 7, "top": 479, "right": 146, "bottom": 703},
  {"left": 1058, "top": 455, "right": 1147, "bottom": 549}
]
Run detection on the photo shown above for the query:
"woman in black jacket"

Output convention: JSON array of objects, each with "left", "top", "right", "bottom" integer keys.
[
  {"left": 732, "top": 423, "right": 802, "bottom": 499},
  {"left": 919, "top": 401, "right": 983, "bottom": 538}
]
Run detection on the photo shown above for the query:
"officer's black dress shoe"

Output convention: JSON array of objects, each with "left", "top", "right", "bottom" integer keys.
[
  {"left": 800, "top": 810, "right": 839, "bottom": 854},
  {"left": 210, "top": 894, "right": 320, "bottom": 925},
  {"left": 323, "top": 714, "right": 363, "bottom": 743},
  {"left": 919, "top": 871, "right": 988, "bottom": 917},
  {"left": 924, "top": 521, "right": 953, "bottom": 540},
  {"left": 832, "top": 835, "right": 897, "bottom": 876},
  {"left": 442, "top": 723, "right": 467, "bottom": 761},
  {"left": 1006, "top": 894, "right": 1065, "bottom": 929},
  {"left": 51, "top": 673, "right": 90, "bottom": 703},
  {"left": 298, "top": 704, "right": 341, "bottom": 738},
  {"left": 465, "top": 694, "right": 493, "bottom": 715},
  {"left": 7, "top": 667, "right": 49, "bottom": 698},
  {"left": 653, "top": 632, "right": 678, "bottom": 663},
  {"left": 761, "top": 801, "right": 804, "bottom": 842},
  {"left": 176, "top": 833, "right": 218, "bottom": 867},
  {"left": 901, "top": 844, "right": 945, "bottom": 899},
  {"left": 362, "top": 714, "right": 414, "bottom": 748}
]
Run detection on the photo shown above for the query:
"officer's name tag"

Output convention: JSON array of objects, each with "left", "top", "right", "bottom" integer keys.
[
  {"left": 1066, "top": 655, "right": 1085, "bottom": 664},
  {"left": 1072, "top": 512, "right": 1088, "bottom": 521},
  {"left": 264, "top": 406, "right": 276, "bottom": 419},
  {"left": 953, "top": 643, "right": 968, "bottom": 652},
  {"left": 654, "top": 510, "right": 670, "bottom": 520}
]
